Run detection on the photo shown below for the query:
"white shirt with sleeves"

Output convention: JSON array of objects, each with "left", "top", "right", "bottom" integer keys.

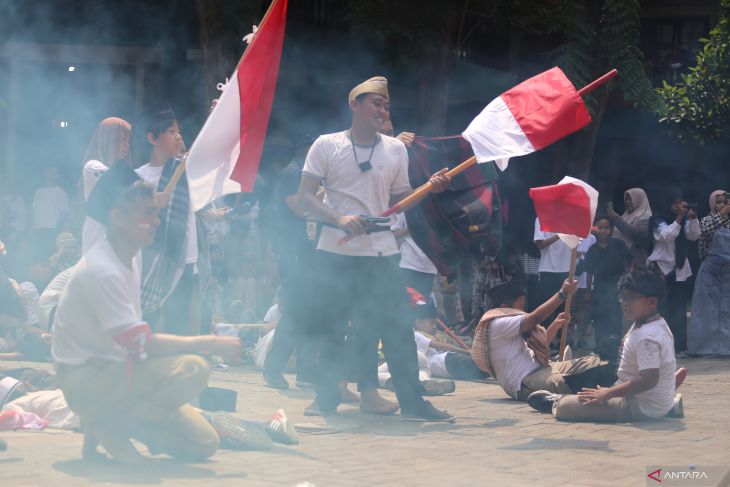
[
  {"left": 533, "top": 218, "right": 572, "bottom": 273},
  {"left": 647, "top": 218, "right": 700, "bottom": 281},
  {"left": 487, "top": 314, "right": 540, "bottom": 396},
  {"left": 391, "top": 213, "right": 437, "bottom": 274},
  {"left": 32, "top": 186, "right": 68, "bottom": 230},
  {"left": 617, "top": 318, "right": 676, "bottom": 417},
  {"left": 52, "top": 238, "right": 144, "bottom": 365},
  {"left": 303, "top": 131, "right": 411, "bottom": 257}
]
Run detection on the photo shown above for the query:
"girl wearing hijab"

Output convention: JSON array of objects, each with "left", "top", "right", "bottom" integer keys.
[
  {"left": 647, "top": 186, "right": 700, "bottom": 353},
  {"left": 698, "top": 190, "right": 730, "bottom": 260},
  {"left": 689, "top": 190, "right": 730, "bottom": 356},
  {"left": 81, "top": 117, "right": 132, "bottom": 253},
  {"left": 608, "top": 188, "right": 652, "bottom": 267}
]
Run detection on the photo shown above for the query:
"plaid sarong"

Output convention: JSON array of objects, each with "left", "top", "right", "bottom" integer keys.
[
  {"left": 140, "top": 158, "right": 190, "bottom": 314},
  {"left": 405, "top": 136, "right": 503, "bottom": 280}
]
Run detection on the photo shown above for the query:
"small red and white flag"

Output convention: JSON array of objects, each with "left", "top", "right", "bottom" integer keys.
[
  {"left": 462, "top": 67, "right": 591, "bottom": 171},
  {"left": 186, "top": 0, "right": 287, "bottom": 211},
  {"left": 406, "top": 287, "right": 428, "bottom": 308},
  {"left": 529, "top": 176, "right": 598, "bottom": 248}
]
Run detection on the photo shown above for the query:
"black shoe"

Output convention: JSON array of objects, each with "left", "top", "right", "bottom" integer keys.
[
  {"left": 401, "top": 400, "right": 455, "bottom": 422},
  {"left": 527, "top": 390, "right": 563, "bottom": 413},
  {"left": 263, "top": 371, "right": 289, "bottom": 390}
]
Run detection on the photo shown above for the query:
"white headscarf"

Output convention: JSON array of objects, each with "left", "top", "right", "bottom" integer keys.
[{"left": 613, "top": 188, "right": 652, "bottom": 246}]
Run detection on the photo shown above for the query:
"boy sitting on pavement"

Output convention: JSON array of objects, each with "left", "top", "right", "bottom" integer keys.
[
  {"left": 52, "top": 181, "right": 242, "bottom": 464},
  {"left": 471, "top": 279, "right": 617, "bottom": 401},
  {"left": 528, "top": 266, "right": 686, "bottom": 421}
]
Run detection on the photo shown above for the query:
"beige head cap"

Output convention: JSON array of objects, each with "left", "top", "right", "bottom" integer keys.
[{"left": 348, "top": 76, "right": 389, "bottom": 104}]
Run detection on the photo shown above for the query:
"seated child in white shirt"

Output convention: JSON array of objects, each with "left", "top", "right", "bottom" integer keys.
[{"left": 527, "top": 266, "right": 686, "bottom": 421}]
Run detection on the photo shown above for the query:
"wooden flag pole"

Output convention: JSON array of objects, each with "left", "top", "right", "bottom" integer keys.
[
  {"left": 558, "top": 246, "right": 579, "bottom": 361},
  {"left": 436, "top": 318, "right": 471, "bottom": 351},
  {"left": 339, "top": 69, "right": 618, "bottom": 245}
]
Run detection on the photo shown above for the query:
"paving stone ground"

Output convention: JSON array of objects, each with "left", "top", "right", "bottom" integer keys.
[{"left": 1, "top": 356, "right": 729, "bottom": 487}]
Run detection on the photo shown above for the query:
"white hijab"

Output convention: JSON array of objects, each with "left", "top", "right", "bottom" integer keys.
[{"left": 614, "top": 188, "right": 652, "bottom": 246}]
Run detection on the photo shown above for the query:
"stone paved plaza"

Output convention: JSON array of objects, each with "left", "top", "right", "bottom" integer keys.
[{"left": 1, "top": 356, "right": 729, "bottom": 487}]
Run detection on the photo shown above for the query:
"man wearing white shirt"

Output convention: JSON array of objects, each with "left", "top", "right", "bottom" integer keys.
[
  {"left": 52, "top": 180, "right": 241, "bottom": 464},
  {"left": 32, "top": 167, "right": 69, "bottom": 257},
  {"left": 298, "top": 76, "right": 453, "bottom": 421}
]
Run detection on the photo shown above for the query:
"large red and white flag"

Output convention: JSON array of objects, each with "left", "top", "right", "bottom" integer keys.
[
  {"left": 186, "top": 0, "right": 287, "bottom": 211},
  {"left": 529, "top": 176, "right": 598, "bottom": 248},
  {"left": 462, "top": 67, "right": 591, "bottom": 171}
]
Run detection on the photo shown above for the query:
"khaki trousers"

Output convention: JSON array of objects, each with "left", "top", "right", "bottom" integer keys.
[
  {"left": 515, "top": 355, "right": 605, "bottom": 401},
  {"left": 56, "top": 354, "right": 218, "bottom": 461},
  {"left": 553, "top": 394, "right": 655, "bottom": 422}
]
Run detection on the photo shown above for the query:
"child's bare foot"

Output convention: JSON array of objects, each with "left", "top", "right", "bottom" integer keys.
[
  {"left": 675, "top": 367, "right": 688, "bottom": 389},
  {"left": 360, "top": 389, "right": 399, "bottom": 415}
]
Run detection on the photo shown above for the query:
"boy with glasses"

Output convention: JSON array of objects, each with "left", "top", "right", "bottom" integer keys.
[{"left": 528, "top": 266, "right": 686, "bottom": 421}]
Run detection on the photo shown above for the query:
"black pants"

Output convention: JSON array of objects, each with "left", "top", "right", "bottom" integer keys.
[
  {"left": 444, "top": 352, "right": 488, "bottom": 381},
  {"left": 400, "top": 268, "right": 435, "bottom": 299},
  {"left": 145, "top": 264, "right": 200, "bottom": 335},
  {"left": 661, "top": 276, "right": 689, "bottom": 353},
  {"left": 263, "top": 248, "right": 318, "bottom": 383},
  {"left": 314, "top": 252, "right": 426, "bottom": 412}
]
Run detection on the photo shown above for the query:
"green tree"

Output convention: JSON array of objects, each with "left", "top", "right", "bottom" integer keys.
[{"left": 657, "top": 0, "right": 730, "bottom": 143}]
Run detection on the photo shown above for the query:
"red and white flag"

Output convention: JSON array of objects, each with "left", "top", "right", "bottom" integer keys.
[
  {"left": 462, "top": 67, "right": 591, "bottom": 171},
  {"left": 186, "top": 0, "right": 287, "bottom": 211},
  {"left": 529, "top": 176, "right": 598, "bottom": 248}
]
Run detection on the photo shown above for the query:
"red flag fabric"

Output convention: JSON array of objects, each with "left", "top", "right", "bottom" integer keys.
[
  {"left": 529, "top": 176, "right": 598, "bottom": 238},
  {"left": 462, "top": 67, "right": 592, "bottom": 171},
  {"left": 232, "top": 0, "right": 288, "bottom": 190},
  {"left": 186, "top": 0, "right": 288, "bottom": 211},
  {"left": 500, "top": 67, "right": 592, "bottom": 150}
]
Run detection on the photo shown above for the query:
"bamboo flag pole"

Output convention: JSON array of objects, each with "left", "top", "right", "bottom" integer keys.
[
  {"left": 436, "top": 318, "right": 471, "bottom": 351},
  {"left": 558, "top": 247, "right": 579, "bottom": 361},
  {"left": 339, "top": 69, "right": 618, "bottom": 244}
]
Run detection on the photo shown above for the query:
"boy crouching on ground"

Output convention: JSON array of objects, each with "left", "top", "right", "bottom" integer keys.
[{"left": 528, "top": 266, "right": 686, "bottom": 421}]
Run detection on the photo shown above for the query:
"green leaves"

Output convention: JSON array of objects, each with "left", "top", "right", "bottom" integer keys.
[{"left": 656, "top": 0, "right": 730, "bottom": 143}]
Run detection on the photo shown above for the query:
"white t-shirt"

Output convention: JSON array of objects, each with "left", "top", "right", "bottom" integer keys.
[
  {"left": 413, "top": 331, "right": 449, "bottom": 378},
  {"left": 302, "top": 131, "right": 412, "bottom": 257},
  {"left": 534, "top": 218, "right": 572, "bottom": 273},
  {"left": 32, "top": 186, "right": 69, "bottom": 229},
  {"left": 52, "top": 238, "right": 144, "bottom": 365},
  {"left": 81, "top": 160, "right": 109, "bottom": 254},
  {"left": 488, "top": 314, "right": 540, "bottom": 396},
  {"left": 576, "top": 234, "right": 596, "bottom": 289},
  {"left": 39, "top": 269, "right": 72, "bottom": 330},
  {"left": 617, "top": 318, "right": 676, "bottom": 417},
  {"left": 136, "top": 163, "right": 198, "bottom": 264},
  {"left": 392, "top": 213, "right": 437, "bottom": 274}
]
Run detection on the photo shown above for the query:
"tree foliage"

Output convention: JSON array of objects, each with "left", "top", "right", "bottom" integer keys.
[{"left": 657, "top": 0, "right": 730, "bottom": 143}]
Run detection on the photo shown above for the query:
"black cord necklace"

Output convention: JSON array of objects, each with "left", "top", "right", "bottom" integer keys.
[{"left": 349, "top": 131, "right": 377, "bottom": 172}]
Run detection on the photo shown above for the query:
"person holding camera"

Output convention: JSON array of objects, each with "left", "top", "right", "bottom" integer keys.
[
  {"left": 647, "top": 187, "right": 699, "bottom": 353},
  {"left": 688, "top": 190, "right": 730, "bottom": 356}
]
